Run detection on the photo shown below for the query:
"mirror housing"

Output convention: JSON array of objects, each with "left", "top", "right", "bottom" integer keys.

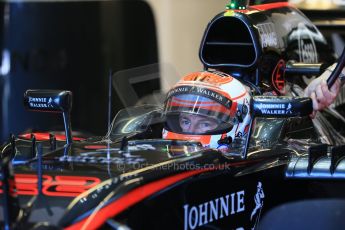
[
  {"left": 23, "top": 90, "right": 73, "bottom": 145},
  {"left": 24, "top": 90, "right": 72, "bottom": 113},
  {"left": 252, "top": 96, "right": 313, "bottom": 117}
]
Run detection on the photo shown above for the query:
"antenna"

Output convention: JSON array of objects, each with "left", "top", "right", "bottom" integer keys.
[
  {"left": 107, "top": 69, "right": 113, "bottom": 161},
  {"left": 108, "top": 69, "right": 113, "bottom": 135},
  {"left": 62, "top": 110, "right": 72, "bottom": 145}
]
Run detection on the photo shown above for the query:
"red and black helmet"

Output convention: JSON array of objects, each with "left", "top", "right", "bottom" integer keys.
[{"left": 163, "top": 70, "right": 252, "bottom": 150}]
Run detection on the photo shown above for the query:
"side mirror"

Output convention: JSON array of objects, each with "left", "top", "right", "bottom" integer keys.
[
  {"left": 24, "top": 90, "right": 72, "bottom": 113},
  {"left": 239, "top": 96, "right": 313, "bottom": 159},
  {"left": 23, "top": 90, "right": 73, "bottom": 145},
  {"left": 252, "top": 96, "right": 313, "bottom": 117}
]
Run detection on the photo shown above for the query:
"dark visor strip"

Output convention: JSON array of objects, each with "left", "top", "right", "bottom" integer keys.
[{"left": 166, "top": 86, "right": 232, "bottom": 109}]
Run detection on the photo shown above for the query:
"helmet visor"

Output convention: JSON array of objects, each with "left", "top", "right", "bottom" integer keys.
[{"left": 164, "top": 87, "right": 235, "bottom": 135}]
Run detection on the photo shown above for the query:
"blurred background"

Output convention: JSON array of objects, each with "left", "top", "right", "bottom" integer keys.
[{"left": 0, "top": 0, "right": 344, "bottom": 142}]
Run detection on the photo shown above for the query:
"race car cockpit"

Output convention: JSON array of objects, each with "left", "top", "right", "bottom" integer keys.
[{"left": 104, "top": 69, "right": 314, "bottom": 159}]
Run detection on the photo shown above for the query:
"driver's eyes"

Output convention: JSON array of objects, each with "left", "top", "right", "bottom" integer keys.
[
  {"left": 180, "top": 119, "right": 191, "bottom": 126},
  {"left": 199, "top": 122, "right": 216, "bottom": 131},
  {"left": 199, "top": 121, "right": 217, "bottom": 131},
  {"left": 199, "top": 122, "right": 211, "bottom": 128}
]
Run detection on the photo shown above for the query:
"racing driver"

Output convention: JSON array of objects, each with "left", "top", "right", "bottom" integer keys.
[
  {"left": 162, "top": 66, "right": 344, "bottom": 151},
  {"left": 162, "top": 70, "right": 252, "bottom": 152}
]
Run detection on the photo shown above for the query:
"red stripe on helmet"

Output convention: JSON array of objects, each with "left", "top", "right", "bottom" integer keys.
[
  {"left": 172, "top": 97, "right": 219, "bottom": 105},
  {"left": 167, "top": 102, "right": 233, "bottom": 115}
]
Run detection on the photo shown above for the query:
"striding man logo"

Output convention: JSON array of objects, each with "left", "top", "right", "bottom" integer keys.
[{"left": 251, "top": 181, "right": 265, "bottom": 229}]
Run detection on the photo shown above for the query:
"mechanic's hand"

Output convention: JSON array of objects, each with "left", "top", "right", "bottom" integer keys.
[{"left": 304, "top": 68, "right": 341, "bottom": 118}]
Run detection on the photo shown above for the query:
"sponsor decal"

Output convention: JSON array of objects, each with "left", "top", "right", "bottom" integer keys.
[
  {"left": 183, "top": 182, "right": 265, "bottom": 230},
  {"left": 256, "top": 103, "right": 292, "bottom": 115},
  {"left": 28, "top": 96, "right": 54, "bottom": 109},
  {"left": 251, "top": 181, "right": 265, "bottom": 229},
  {"left": 57, "top": 145, "right": 153, "bottom": 165},
  {"left": 298, "top": 23, "right": 318, "bottom": 64},
  {"left": 183, "top": 190, "right": 245, "bottom": 230},
  {"left": 299, "top": 29, "right": 319, "bottom": 85},
  {"left": 257, "top": 23, "right": 278, "bottom": 48},
  {"left": 80, "top": 173, "right": 138, "bottom": 203},
  {"left": 57, "top": 155, "right": 146, "bottom": 164},
  {"left": 167, "top": 86, "right": 232, "bottom": 108},
  {"left": 0, "top": 174, "right": 101, "bottom": 197}
]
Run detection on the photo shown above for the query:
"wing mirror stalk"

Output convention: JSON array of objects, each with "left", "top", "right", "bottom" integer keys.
[
  {"left": 23, "top": 90, "right": 73, "bottom": 145},
  {"left": 240, "top": 96, "right": 313, "bottom": 159}
]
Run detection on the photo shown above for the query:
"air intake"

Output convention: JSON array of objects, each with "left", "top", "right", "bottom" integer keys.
[{"left": 199, "top": 15, "right": 259, "bottom": 68}]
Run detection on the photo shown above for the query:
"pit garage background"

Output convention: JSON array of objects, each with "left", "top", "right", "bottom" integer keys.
[{"left": 0, "top": 0, "right": 344, "bottom": 143}]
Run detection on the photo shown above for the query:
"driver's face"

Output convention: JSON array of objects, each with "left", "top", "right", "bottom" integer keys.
[{"left": 179, "top": 113, "right": 219, "bottom": 133}]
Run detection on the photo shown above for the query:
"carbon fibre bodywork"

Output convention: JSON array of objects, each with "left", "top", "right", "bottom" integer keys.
[{"left": 2, "top": 107, "right": 345, "bottom": 229}]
